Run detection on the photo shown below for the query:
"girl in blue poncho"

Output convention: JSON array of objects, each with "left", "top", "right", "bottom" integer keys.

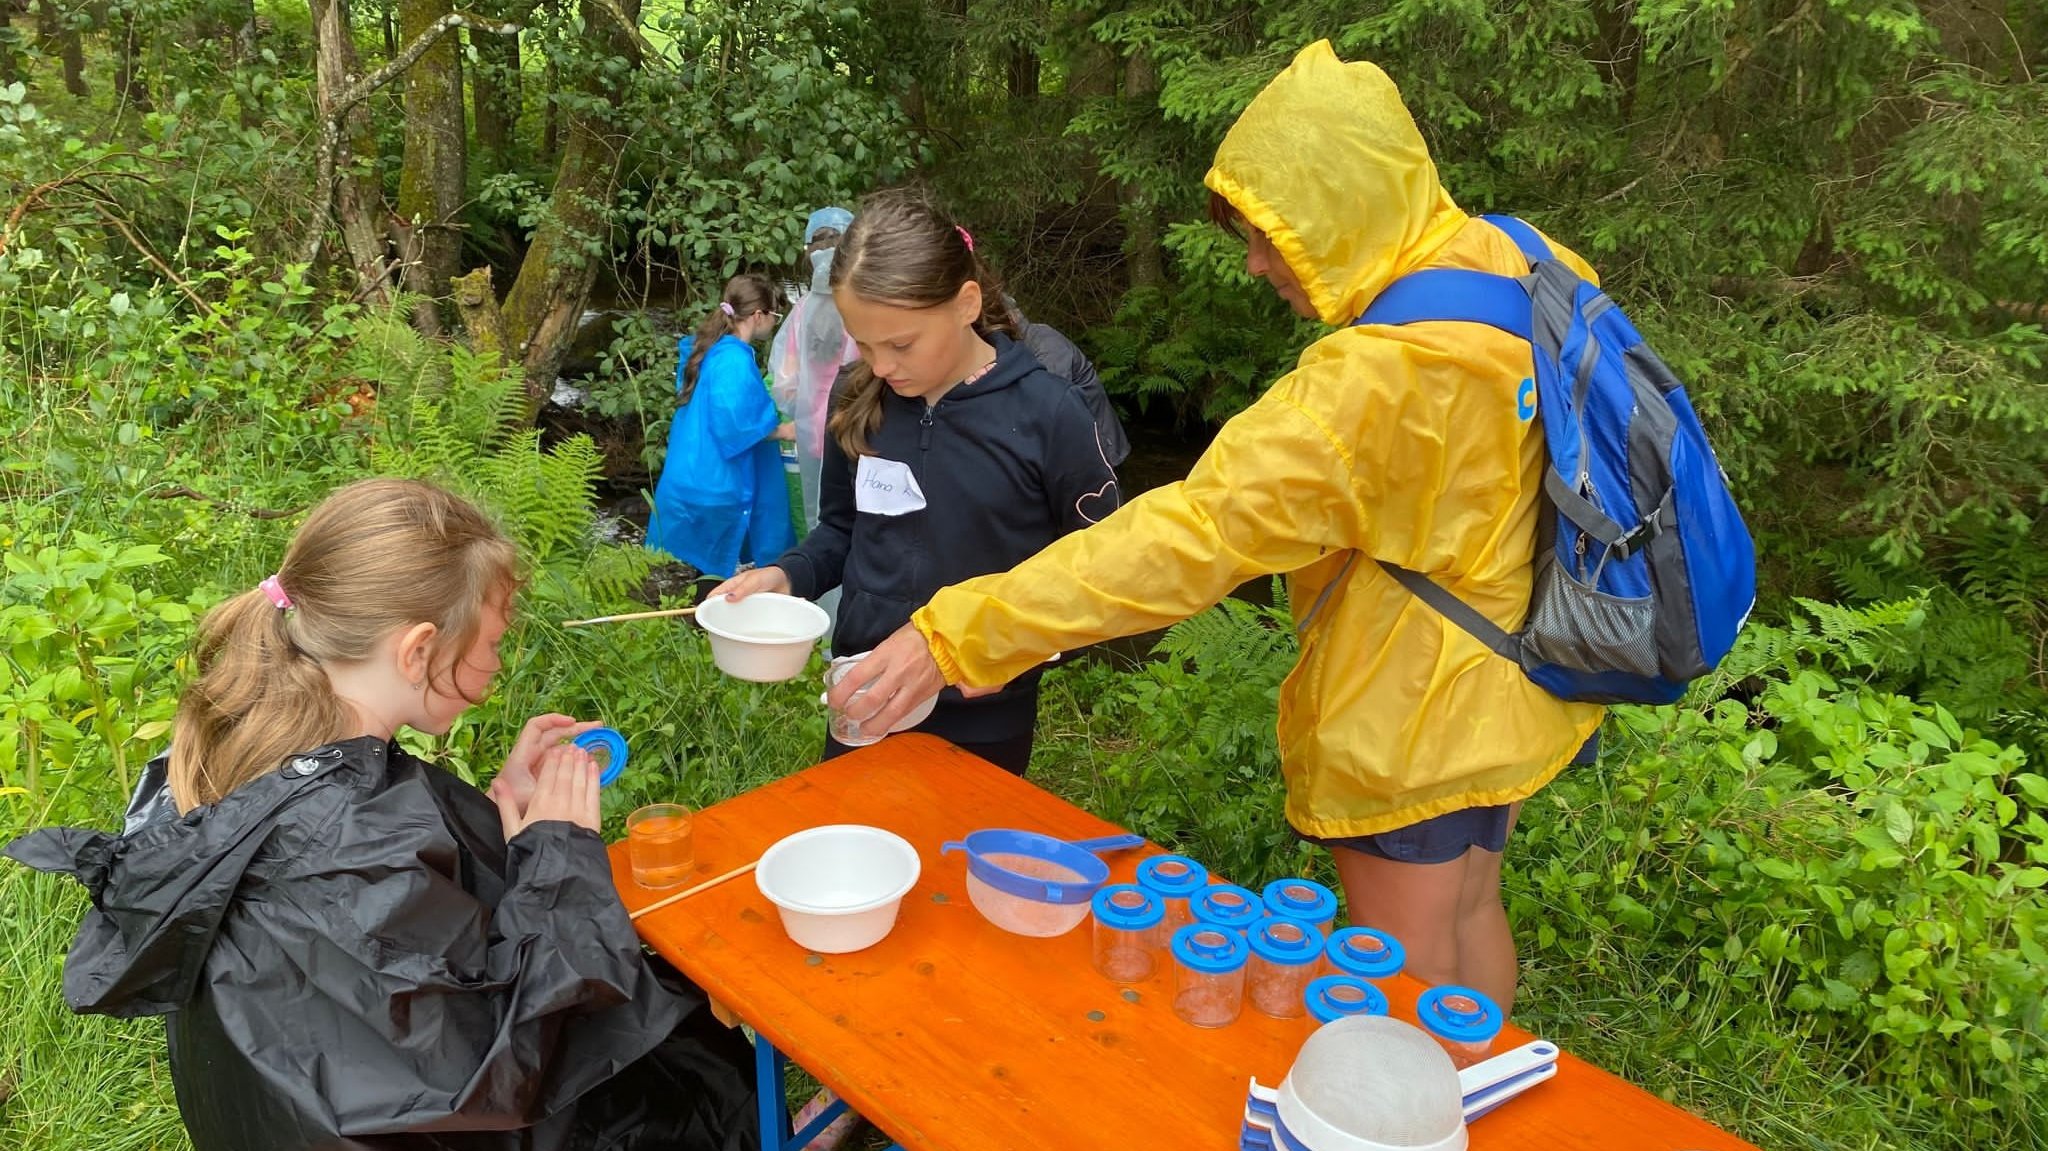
[{"left": 648, "top": 274, "right": 797, "bottom": 578}]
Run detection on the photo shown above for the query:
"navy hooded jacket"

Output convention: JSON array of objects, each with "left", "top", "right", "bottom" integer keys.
[{"left": 775, "top": 332, "right": 1120, "bottom": 744}]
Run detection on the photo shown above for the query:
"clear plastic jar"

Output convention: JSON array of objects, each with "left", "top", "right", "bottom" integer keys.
[
  {"left": 1245, "top": 917, "right": 1325, "bottom": 1019},
  {"left": 1260, "top": 878, "right": 1338, "bottom": 933},
  {"left": 1170, "top": 924, "right": 1249, "bottom": 1028},
  {"left": 1136, "top": 855, "right": 1208, "bottom": 930},
  {"left": 1090, "top": 884, "right": 1165, "bottom": 984},
  {"left": 1303, "top": 974, "right": 1389, "bottom": 1025},
  {"left": 1325, "top": 926, "right": 1405, "bottom": 985},
  {"left": 1416, "top": 984, "right": 1504, "bottom": 1068},
  {"left": 1191, "top": 883, "right": 1264, "bottom": 933}
]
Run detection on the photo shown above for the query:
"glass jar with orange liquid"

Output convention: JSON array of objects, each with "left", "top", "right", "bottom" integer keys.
[{"left": 626, "top": 804, "right": 696, "bottom": 889}]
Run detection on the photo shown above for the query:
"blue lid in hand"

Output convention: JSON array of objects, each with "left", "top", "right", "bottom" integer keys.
[{"left": 574, "top": 727, "right": 629, "bottom": 787}]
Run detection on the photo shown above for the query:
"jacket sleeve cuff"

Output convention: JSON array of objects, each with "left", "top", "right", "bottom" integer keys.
[
  {"left": 775, "top": 554, "right": 818, "bottom": 601},
  {"left": 911, "top": 609, "right": 967, "bottom": 684}
]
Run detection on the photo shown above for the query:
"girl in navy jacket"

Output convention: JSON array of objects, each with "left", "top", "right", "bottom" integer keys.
[{"left": 711, "top": 188, "right": 1119, "bottom": 774}]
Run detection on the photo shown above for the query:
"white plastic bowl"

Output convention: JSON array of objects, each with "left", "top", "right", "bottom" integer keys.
[
  {"left": 754, "top": 825, "right": 922, "bottom": 954},
  {"left": 695, "top": 592, "right": 830, "bottom": 682}
]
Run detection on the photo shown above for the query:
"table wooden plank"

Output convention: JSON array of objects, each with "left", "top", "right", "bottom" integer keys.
[{"left": 613, "top": 735, "right": 1756, "bottom": 1151}]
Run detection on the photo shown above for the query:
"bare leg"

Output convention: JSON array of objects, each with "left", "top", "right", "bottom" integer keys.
[
  {"left": 1456, "top": 803, "right": 1520, "bottom": 1011},
  {"left": 1331, "top": 802, "right": 1523, "bottom": 1011},
  {"left": 1331, "top": 847, "right": 1467, "bottom": 989}
]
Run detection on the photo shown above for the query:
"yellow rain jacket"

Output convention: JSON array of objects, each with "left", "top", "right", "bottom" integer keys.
[{"left": 912, "top": 40, "right": 1604, "bottom": 838}]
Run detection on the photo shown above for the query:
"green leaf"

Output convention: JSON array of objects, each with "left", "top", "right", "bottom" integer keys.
[
  {"left": 1884, "top": 802, "right": 1914, "bottom": 847},
  {"left": 1755, "top": 858, "right": 1801, "bottom": 881}
]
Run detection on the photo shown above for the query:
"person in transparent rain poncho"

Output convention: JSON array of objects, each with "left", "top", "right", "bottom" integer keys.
[{"left": 770, "top": 208, "right": 858, "bottom": 537}]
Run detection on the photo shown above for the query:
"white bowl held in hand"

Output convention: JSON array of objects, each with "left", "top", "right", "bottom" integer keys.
[
  {"left": 754, "top": 825, "right": 922, "bottom": 954},
  {"left": 694, "top": 592, "right": 830, "bottom": 682}
]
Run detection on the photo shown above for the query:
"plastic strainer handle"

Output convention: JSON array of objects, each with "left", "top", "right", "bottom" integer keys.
[
  {"left": 1459, "top": 1040, "right": 1560, "bottom": 1122},
  {"left": 1068, "top": 834, "right": 1145, "bottom": 855}
]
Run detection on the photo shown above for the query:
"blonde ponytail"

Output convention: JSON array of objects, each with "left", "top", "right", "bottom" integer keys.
[{"left": 168, "top": 479, "right": 520, "bottom": 812}]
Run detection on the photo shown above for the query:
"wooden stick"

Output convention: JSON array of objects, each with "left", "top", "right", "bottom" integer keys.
[
  {"left": 628, "top": 861, "right": 758, "bottom": 921},
  {"left": 562, "top": 606, "right": 697, "bottom": 627}
]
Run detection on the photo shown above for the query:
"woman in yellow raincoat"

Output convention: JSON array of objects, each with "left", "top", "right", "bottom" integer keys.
[{"left": 834, "top": 40, "right": 1604, "bottom": 1012}]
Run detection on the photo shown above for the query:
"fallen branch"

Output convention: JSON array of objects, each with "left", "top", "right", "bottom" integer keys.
[
  {"left": 1593, "top": 176, "right": 1645, "bottom": 205},
  {"left": 0, "top": 155, "right": 149, "bottom": 258},
  {"left": 88, "top": 202, "right": 218, "bottom": 319},
  {"left": 149, "top": 486, "right": 303, "bottom": 520}
]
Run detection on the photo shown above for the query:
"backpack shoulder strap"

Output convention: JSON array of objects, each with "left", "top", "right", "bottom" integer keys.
[
  {"left": 1478, "top": 214, "right": 1555, "bottom": 265},
  {"left": 1376, "top": 561, "right": 1522, "bottom": 662},
  {"left": 1354, "top": 269, "right": 1533, "bottom": 341}
]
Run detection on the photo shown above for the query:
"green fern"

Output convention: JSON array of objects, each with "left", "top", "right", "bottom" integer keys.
[
  {"left": 470, "top": 430, "right": 602, "bottom": 564},
  {"left": 1155, "top": 580, "right": 1297, "bottom": 687},
  {"left": 580, "top": 542, "right": 662, "bottom": 605}
]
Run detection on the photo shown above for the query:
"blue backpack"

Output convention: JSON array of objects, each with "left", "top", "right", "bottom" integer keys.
[{"left": 1352, "top": 215, "right": 1757, "bottom": 705}]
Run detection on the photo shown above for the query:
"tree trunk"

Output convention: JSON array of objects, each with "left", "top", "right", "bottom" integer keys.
[
  {"left": 1006, "top": 44, "right": 1039, "bottom": 103},
  {"left": 394, "top": 0, "right": 466, "bottom": 323},
  {"left": 310, "top": 0, "right": 396, "bottom": 303},
  {"left": 495, "top": 0, "right": 641, "bottom": 411},
  {"left": 472, "top": 20, "right": 520, "bottom": 171},
  {"left": 451, "top": 266, "right": 507, "bottom": 362},
  {"left": 1594, "top": 1, "right": 1642, "bottom": 121},
  {"left": 234, "top": 0, "right": 260, "bottom": 128},
  {"left": 382, "top": 1, "right": 396, "bottom": 56},
  {"left": 0, "top": 0, "right": 25, "bottom": 87},
  {"left": 1119, "top": 49, "right": 1164, "bottom": 290},
  {"left": 541, "top": 50, "right": 560, "bottom": 159},
  {"left": 114, "top": 7, "right": 150, "bottom": 112},
  {"left": 36, "top": 0, "right": 89, "bottom": 97}
]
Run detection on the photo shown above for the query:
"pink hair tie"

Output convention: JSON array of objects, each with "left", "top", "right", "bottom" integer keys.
[
  {"left": 258, "top": 574, "right": 294, "bottom": 612},
  {"left": 719, "top": 301, "right": 736, "bottom": 317},
  {"left": 956, "top": 225, "right": 975, "bottom": 253}
]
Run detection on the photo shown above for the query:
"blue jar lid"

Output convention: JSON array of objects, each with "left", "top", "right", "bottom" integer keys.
[
  {"left": 1247, "top": 916, "right": 1324, "bottom": 966},
  {"left": 1305, "top": 975, "right": 1389, "bottom": 1024},
  {"left": 1326, "top": 927, "right": 1405, "bottom": 981},
  {"left": 1261, "top": 878, "right": 1338, "bottom": 924},
  {"left": 1091, "top": 883, "right": 1164, "bottom": 931},
  {"left": 1416, "top": 985, "right": 1505, "bottom": 1044},
  {"left": 1169, "top": 924, "right": 1248, "bottom": 975},
  {"left": 574, "top": 727, "right": 629, "bottom": 787},
  {"left": 1136, "top": 854, "right": 1209, "bottom": 899},
  {"left": 1192, "top": 883, "right": 1264, "bottom": 930}
]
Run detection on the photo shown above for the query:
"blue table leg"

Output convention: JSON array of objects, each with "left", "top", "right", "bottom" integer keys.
[
  {"left": 753, "top": 1030, "right": 902, "bottom": 1151},
  {"left": 756, "top": 1028, "right": 786, "bottom": 1151}
]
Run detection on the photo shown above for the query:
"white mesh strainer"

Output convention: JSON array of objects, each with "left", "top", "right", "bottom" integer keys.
[{"left": 1242, "top": 1015, "right": 1559, "bottom": 1151}]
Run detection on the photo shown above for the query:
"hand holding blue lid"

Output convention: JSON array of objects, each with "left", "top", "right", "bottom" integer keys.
[{"left": 492, "top": 714, "right": 608, "bottom": 812}]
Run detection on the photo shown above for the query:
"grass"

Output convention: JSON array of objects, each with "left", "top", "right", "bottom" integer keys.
[{"left": 0, "top": 866, "right": 186, "bottom": 1150}]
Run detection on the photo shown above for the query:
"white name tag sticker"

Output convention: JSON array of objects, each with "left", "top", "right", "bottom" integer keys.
[{"left": 854, "top": 455, "right": 927, "bottom": 516}]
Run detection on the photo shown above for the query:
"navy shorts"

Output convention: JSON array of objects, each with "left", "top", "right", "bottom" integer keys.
[{"left": 1301, "top": 732, "right": 1600, "bottom": 865}]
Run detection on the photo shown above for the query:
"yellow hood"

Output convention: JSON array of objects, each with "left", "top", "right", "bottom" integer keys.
[
  {"left": 913, "top": 42, "right": 1604, "bottom": 838},
  {"left": 1205, "top": 40, "right": 1467, "bottom": 326}
]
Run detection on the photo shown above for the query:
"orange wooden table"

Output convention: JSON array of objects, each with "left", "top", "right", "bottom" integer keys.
[{"left": 611, "top": 735, "right": 1757, "bottom": 1151}]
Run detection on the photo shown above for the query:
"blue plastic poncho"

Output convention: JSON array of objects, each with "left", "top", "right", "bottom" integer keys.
[{"left": 647, "top": 335, "right": 796, "bottom": 578}]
